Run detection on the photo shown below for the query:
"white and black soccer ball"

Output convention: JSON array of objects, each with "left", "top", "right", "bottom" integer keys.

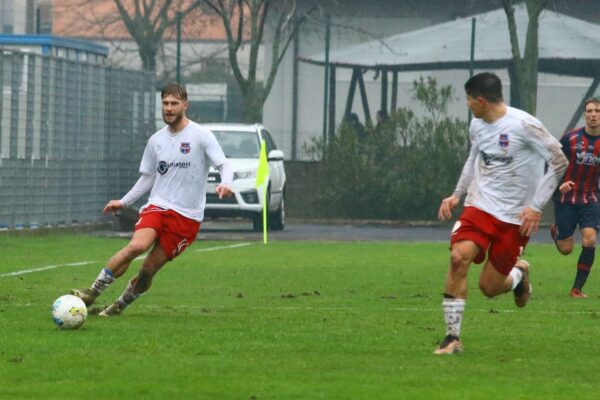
[{"left": 51, "top": 294, "right": 87, "bottom": 330}]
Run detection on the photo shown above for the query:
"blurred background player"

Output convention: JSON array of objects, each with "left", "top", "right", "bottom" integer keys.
[
  {"left": 550, "top": 98, "right": 600, "bottom": 298},
  {"left": 71, "top": 83, "right": 233, "bottom": 316},
  {"left": 435, "top": 72, "right": 568, "bottom": 354}
]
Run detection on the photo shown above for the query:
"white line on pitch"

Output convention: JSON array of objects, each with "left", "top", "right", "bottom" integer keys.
[
  {"left": 1, "top": 243, "right": 252, "bottom": 278},
  {"left": 7, "top": 301, "right": 599, "bottom": 316},
  {"left": 0, "top": 261, "right": 96, "bottom": 278},
  {"left": 131, "top": 242, "right": 252, "bottom": 262},
  {"left": 194, "top": 242, "right": 251, "bottom": 252},
  {"left": 135, "top": 304, "right": 598, "bottom": 315}
]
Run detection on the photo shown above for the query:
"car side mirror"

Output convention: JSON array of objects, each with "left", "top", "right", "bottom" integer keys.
[{"left": 268, "top": 149, "right": 284, "bottom": 161}]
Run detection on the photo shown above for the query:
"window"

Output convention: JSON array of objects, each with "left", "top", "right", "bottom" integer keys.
[
  {"left": 261, "top": 129, "right": 277, "bottom": 153},
  {"left": 212, "top": 130, "right": 259, "bottom": 158}
]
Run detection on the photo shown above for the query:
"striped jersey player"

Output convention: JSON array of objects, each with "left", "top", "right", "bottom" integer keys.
[{"left": 550, "top": 98, "right": 600, "bottom": 298}]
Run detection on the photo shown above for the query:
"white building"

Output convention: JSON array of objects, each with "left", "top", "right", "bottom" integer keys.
[{"left": 0, "top": 0, "right": 42, "bottom": 34}]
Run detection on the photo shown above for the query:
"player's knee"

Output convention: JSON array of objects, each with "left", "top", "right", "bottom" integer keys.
[
  {"left": 582, "top": 237, "right": 597, "bottom": 248},
  {"left": 557, "top": 242, "right": 573, "bottom": 255},
  {"left": 449, "top": 249, "right": 470, "bottom": 272},
  {"left": 478, "top": 281, "right": 497, "bottom": 297},
  {"left": 125, "top": 241, "right": 150, "bottom": 257}
]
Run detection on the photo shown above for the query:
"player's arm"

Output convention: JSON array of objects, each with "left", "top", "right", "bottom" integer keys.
[
  {"left": 103, "top": 174, "right": 156, "bottom": 215},
  {"left": 104, "top": 138, "right": 158, "bottom": 215},
  {"left": 204, "top": 132, "right": 233, "bottom": 198},
  {"left": 556, "top": 133, "right": 573, "bottom": 193},
  {"left": 215, "top": 162, "right": 233, "bottom": 199},
  {"left": 438, "top": 140, "right": 477, "bottom": 221},
  {"left": 559, "top": 180, "right": 575, "bottom": 193},
  {"left": 519, "top": 120, "right": 568, "bottom": 236}
]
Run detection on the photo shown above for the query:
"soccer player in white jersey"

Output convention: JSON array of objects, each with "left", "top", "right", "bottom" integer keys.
[
  {"left": 71, "top": 83, "right": 233, "bottom": 317},
  {"left": 433, "top": 72, "right": 568, "bottom": 354}
]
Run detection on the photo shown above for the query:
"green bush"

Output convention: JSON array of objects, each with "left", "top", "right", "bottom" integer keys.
[{"left": 307, "top": 77, "right": 469, "bottom": 220}]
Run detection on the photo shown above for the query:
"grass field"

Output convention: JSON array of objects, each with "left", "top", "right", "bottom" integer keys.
[{"left": 2, "top": 234, "right": 600, "bottom": 399}]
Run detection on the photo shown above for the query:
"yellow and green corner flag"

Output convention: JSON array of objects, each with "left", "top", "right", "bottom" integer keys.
[{"left": 256, "top": 139, "right": 270, "bottom": 244}]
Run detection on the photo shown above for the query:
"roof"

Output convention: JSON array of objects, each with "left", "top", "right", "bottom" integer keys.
[
  {"left": 301, "top": 4, "right": 600, "bottom": 77},
  {"left": 52, "top": 0, "right": 231, "bottom": 41}
]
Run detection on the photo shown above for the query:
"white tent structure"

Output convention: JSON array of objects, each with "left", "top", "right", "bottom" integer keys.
[{"left": 301, "top": 4, "right": 600, "bottom": 134}]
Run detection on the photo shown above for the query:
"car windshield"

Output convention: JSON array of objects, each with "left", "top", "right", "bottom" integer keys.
[{"left": 212, "top": 130, "right": 260, "bottom": 158}]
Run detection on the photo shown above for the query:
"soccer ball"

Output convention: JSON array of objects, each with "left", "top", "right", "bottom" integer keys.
[{"left": 51, "top": 294, "right": 87, "bottom": 330}]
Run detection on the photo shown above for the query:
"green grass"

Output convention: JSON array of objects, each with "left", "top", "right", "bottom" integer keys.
[{"left": 1, "top": 234, "right": 600, "bottom": 399}]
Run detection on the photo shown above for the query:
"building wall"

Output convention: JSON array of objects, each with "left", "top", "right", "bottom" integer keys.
[{"left": 0, "top": 0, "right": 38, "bottom": 34}]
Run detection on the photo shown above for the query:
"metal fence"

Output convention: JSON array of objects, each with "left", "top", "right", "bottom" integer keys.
[{"left": 0, "top": 49, "right": 155, "bottom": 229}]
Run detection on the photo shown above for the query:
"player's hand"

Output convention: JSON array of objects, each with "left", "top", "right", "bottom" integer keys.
[
  {"left": 518, "top": 207, "right": 541, "bottom": 237},
  {"left": 438, "top": 195, "right": 460, "bottom": 221},
  {"left": 216, "top": 184, "right": 233, "bottom": 199},
  {"left": 559, "top": 180, "right": 575, "bottom": 194},
  {"left": 103, "top": 200, "right": 123, "bottom": 215}
]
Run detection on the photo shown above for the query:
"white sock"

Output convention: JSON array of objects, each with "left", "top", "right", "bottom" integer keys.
[
  {"left": 91, "top": 267, "right": 115, "bottom": 294},
  {"left": 443, "top": 298, "right": 465, "bottom": 338},
  {"left": 115, "top": 279, "right": 142, "bottom": 309},
  {"left": 509, "top": 267, "right": 523, "bottom": 290}
]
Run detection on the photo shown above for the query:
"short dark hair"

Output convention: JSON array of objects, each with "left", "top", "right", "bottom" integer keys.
[
  {"left": 161, "top": 83, "right": 187, "bottom": 101},
  {"left": 584, "top": 97, "right": 600, "bottom": 109},
  {"left": 464, "top": 72, "right": 503, "bottom": 103}
]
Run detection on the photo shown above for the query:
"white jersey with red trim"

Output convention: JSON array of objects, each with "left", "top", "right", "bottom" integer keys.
[
  {"left": 453, "top": 106, "right": 567, "bottom": 225},
  {"left": 138, "top": 121, "right": 230, "bottom": 222}
]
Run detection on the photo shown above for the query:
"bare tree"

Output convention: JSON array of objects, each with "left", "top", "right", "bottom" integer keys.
[
  {"left": 57, "top": 0, "right": 205, "bottom": 72},
  {"left": 202, "top": 0, "right": 320, "bottom": 122},
  {"left": 501, "top": 0, "right": 550, "bottom": 114}
]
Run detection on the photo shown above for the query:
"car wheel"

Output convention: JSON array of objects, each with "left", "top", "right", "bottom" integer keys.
[{"left": 269, "top": 195, "right": 285, "bottom": 231}]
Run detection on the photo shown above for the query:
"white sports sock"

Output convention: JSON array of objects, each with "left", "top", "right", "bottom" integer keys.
[
  {"left": 509, "top": 267, "right": 524, "bottom": 290},
  {"left": 115, "top": 279, "right": 142, "bottom": 309},
  {"left": 443, "top": 298, "right": 465, "bottom": 338},
  {"left": 91, "top": 267, "right": 115, "bottom": 293}
]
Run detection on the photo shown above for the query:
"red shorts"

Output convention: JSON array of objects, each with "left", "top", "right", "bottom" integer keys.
[
  {"left": 135, "top": 205, "right": 201, "bottom": 260},
  {"left": 450, "top": 206, "right": 529, "bottom": 276}
]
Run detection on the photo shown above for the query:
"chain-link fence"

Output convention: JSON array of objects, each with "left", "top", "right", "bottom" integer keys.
[{"left": 0, "top": 49, "right": 155, "bottom": 229}]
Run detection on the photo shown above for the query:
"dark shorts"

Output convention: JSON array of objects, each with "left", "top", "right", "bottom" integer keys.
[
  {"left": 553, "top": 201, "right": 600, "bottom": 240},
  {"left": 450, "top": 206, "right": 529, "bottom": 276}
]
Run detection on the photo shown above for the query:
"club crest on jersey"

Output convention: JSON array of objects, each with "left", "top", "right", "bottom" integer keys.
[
  {"left": 498, "top": 133, "right": 509, "bottom": 148},
  {"left": 180, "top": 142, "right": 191, "bottom": 154}
]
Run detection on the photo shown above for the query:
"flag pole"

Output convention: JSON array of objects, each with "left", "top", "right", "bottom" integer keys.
[
  {"left": 262, "top": 185, "right": 268, "bottom": 244},
  {"left": 256, "top": 139, "right": 270, "bottom": 244}
]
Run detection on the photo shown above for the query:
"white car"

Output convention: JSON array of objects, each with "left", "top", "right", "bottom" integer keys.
[{"left": 202, "top": 123, "right": 286, "bottom": 231}]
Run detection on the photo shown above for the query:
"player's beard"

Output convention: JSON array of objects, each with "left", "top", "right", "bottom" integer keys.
[{"left": 163, "top": 110, "right": 184, "bottom": 128}]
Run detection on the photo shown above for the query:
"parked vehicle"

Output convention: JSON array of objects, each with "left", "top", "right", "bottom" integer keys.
[{"left": 202, "top": 124, "right": 286, "bottom": 231}]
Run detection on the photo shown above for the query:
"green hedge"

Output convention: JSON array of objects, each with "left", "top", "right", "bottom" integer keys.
[{"left": 307, "top": 77, "right": 469, "bottom": 220}]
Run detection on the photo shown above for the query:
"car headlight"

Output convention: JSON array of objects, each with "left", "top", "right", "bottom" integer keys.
[{"left": 234, "top": 170, "right": 257, "bottom": 180}]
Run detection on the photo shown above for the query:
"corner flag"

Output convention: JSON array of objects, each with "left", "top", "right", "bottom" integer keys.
[{"left": 256, "top": 139, "right": 269, "bottom": 243}]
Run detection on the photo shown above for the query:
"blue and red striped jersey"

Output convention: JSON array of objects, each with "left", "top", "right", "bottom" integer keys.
[{"left": 556, "top": 127, "right": 600, "bottom": 204}]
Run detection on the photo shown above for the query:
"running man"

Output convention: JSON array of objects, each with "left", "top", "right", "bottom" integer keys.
[
  {"left": 434, "top": 72, "right": 568, "bottom": 354},
  {"left": 71, "top": 83, "right": 233, "bottom": 316},
  {"left": 550, "top": 98, "right": 600, "bottom": 298}
]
